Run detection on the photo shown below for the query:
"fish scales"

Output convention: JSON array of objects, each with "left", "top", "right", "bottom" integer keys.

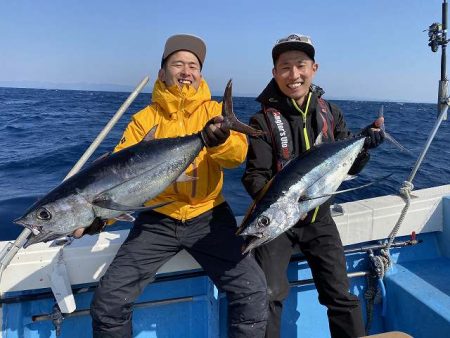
[{"left": 238, "top": 137, "right": 366, "bottom": 253}]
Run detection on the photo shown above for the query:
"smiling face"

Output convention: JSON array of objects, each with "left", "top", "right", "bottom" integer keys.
[
  {"left": 158, "top": 50, "right": 202, "bottom": 90},
  {"left": 272, "top": 50, "right": 318, "bottom": 107}
]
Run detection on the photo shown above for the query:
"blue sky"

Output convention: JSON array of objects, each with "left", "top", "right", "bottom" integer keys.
[{"left": 0, "top": 0, "right": 444, "bottom": 102}]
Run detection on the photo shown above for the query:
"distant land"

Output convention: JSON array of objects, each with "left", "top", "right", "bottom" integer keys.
[
  {"left": 0, "top": 80, "right": 151, "bottom": 95},
  {"left": 0, "top": 81, "right": 436, "bottom": 104}
]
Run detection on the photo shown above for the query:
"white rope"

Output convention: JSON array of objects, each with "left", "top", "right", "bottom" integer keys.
[{"left": 384, "top": 181, "right": 413, "bottom": 255}]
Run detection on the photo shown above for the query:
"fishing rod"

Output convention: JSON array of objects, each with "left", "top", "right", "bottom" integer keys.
[
  {"left": 432, "top": 0, "right": 449, "bottom": 118},
  {"left": 0, "top": 76, "right": 150, "bottom": 291},
  {"left": 407, "top": 0, "right": 450, "bottom": 181},
  {"left": 409, "top": 0, "right": 449, "bottom": 181},
  {"left": 383, "top": 0, "right": 449, "bottom": 253}
]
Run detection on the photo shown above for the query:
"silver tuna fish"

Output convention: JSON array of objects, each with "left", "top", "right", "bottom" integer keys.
[
  {"left": 15, "top": 80, "right": 262, "bottom": 247},
  {"left": 237, "top": 136, "right": 367, "bottom": 253}
]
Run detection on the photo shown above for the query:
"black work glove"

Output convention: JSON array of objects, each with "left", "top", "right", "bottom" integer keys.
[
  {"left": 361, "top": 124, "right": 385, "bottom": 149},
  {"left": 201, "top": 116, "right": 230, "bottom": 147},
  {"left": 73, "top": 218, "right": 107, "bottom": 238},
  {"left": 84, "top": 217, "right": 107, "bottom": 235}
]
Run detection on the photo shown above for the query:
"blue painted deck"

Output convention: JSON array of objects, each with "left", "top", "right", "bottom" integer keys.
[
  {"left": 2, "top": 277, "right": 220, "bottom": 337},
  {"left": 2, "top": 197, "right": 450, "bottom": 337}
]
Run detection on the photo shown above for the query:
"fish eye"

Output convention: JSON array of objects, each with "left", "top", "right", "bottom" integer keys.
[
  {"left": 36, "top": 208, "right": 52, "bottom": 221},
  {"left": 257, "top": 215, "right": 270, "bottom": 227}
]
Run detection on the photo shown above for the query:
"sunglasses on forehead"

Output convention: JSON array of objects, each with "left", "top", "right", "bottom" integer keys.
[{"left": 276, "top": 34, "right": 312, "bottom": 44}]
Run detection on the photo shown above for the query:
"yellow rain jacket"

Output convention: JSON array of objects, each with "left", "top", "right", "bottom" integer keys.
[{"left": 114, "top": 79, "right": 248, "bottom": 221}]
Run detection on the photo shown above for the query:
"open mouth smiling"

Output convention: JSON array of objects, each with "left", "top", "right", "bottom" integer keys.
[
  {"left": 287, "top": 81, "right": 303, "bottom": 89},
  {"left": 178, "top": 79, "right": 192, "bottom": 85}
]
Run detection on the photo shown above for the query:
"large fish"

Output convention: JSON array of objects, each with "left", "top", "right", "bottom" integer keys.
[
  {"left": 237, "top": 136, "right": 367, "bottom": 253},
  {"left": 15, "top": 80, "right": 261, "bottom": 247}
]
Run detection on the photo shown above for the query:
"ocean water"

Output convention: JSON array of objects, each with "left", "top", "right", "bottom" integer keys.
[{"left": 1, "top": 87, "right": 449, "bottom": 241}]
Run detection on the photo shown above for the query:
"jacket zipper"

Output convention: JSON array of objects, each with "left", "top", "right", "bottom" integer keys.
[
  {"left": 291, "top": 92, "right": 312, "bottom": 151},
  {"left": 291, "top": 92, "right": 319, "bottom": 222},
  {"left": 179, "top": 95, "right": 192, "bottom": 222}
]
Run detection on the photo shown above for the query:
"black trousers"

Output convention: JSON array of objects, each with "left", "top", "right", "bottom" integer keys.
[
  {"left": 255, "top": 213, "right": 365, "bottom": 338},
  {"left": 91, "top": 202, "right": 268, "bottom": 338}
]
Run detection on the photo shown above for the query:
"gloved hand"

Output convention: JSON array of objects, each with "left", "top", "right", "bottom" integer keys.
[
  {"left": 201, "top": 116, "right": 230, "bottom": 147},
  {"left": 72, "top": 218, "right": 107, "bottom": 238},
  {"left": 361, "top": 123, "right": 385, "bottom": 149}
]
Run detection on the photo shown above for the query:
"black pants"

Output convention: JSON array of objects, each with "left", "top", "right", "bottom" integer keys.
[
  {"left": 255, "top": 213, "right": 365, "bottom": 338},
  {"left": 91, "top": 202, "right": 268, "bottom": 338}
]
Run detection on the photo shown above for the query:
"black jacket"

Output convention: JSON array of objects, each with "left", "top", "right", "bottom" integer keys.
[{"left": 242, "top": 79, "right": 369, "bottom": 223}]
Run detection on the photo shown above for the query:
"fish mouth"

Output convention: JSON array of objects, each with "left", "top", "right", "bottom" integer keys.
[
  {"left": 241, "top": 233, "right": 269, "bottom": 254},
  {"left": 13, "top": 218, "right": 42, "bottom": 236},
  {"left": 24, "top": 225, "right": 42, "bottom": 236}
]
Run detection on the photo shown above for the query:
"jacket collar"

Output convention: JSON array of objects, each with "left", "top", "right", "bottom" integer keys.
[{"left": 151, "top": 79, "right": 212, "bottom": 119}]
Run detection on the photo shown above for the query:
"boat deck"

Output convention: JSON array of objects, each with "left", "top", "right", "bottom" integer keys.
[{"left": 1, "top": 186, "right": 450, "bottom": 337}]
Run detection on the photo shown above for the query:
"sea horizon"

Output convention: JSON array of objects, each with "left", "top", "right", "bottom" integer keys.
[{"left": 0, "top": 84, "right": 437, "bottom": 105}]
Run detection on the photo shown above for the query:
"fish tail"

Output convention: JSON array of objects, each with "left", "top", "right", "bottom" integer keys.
[
  {"left": 358, "top": 105, "right": 411, "bottom": 154},
  {"left": 377, "top": 105, "right": 412, "bottom": 154},
  {"left": 222, "top": 79, "right": 265, "bottom": 137}
]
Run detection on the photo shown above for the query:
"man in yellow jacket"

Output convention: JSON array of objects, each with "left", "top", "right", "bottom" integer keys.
[{"left": 88, "top": 34, "right": 268, "bottom": 337}]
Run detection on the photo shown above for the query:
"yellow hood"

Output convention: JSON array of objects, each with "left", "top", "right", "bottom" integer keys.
[{"left": 152, "top": 79, "right": 212, "bottom": 120}]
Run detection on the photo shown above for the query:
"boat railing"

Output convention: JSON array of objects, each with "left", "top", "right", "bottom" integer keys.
[
  {"left": 0, "top": 76, "right": 150, "bottom": 296},
  {"left": 380, "top": 0, "right": 449, "bottom": 258}
]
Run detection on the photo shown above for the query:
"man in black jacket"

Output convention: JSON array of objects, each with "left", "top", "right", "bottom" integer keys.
[{"left": 242, "top": 34, "right": 384, "bottom": 338}]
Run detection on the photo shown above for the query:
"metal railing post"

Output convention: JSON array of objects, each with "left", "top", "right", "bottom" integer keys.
[{"left": 0, "top": 76, "right": 150, "bottom": 289}]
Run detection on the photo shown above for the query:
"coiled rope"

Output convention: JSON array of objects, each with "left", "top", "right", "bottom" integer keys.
[{"left": 365, "top": 102, "right": 447, "bottom": 333}]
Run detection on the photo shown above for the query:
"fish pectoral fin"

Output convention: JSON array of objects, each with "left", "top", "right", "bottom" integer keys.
[
  {"left": 142, "top": 125, "right": 158, "bottom": 142},
  {"left": 92, "top": 199, "right": 172, "bottom": 212},
  {"left": 298, "top": 194, "right": 310, "bottom": 202},
  {"left": 344, "top": 174, "right": 358, "bottom": 181},
  {"left": 300, "top": 173, "right": 394, "bottom": 202},
  {"left": 332, "top": 173, "right": 393, "bottom": 196},
  {"left": 314, "top": 132, "right": 324, "bottom": 146},
  {"left": 384, "top": 132, "right": 412, "bottom": 154},
  {"left": 176, "top": 172, "right": 198, "bottom": 182},
  {"left": 114, "top": 213, "right": 136, "bottom": 222},
  {"left": 92, "top": 151, "right": 111, "bottom": 165}
]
